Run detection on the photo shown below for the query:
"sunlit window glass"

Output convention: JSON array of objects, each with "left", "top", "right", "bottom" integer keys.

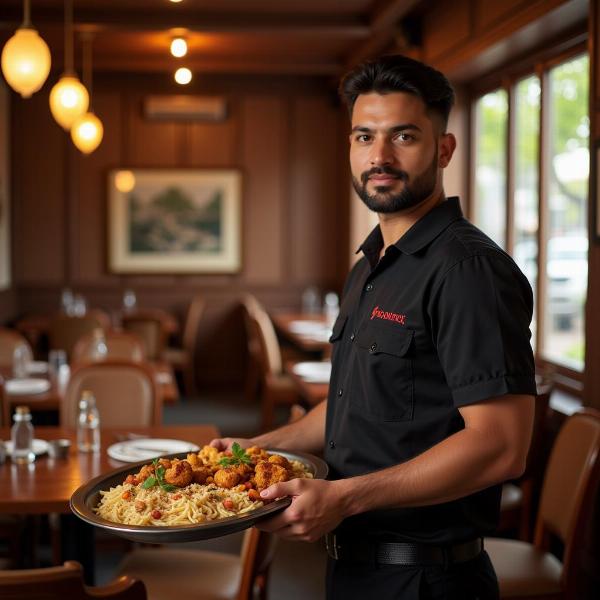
[
  {"left": 512, "top": 76, "right": 540, "bottom": 350},
  {"left": 473, "top": 89, "right": 508, "bottom": 248},
  {"left": 541, "top": 54, "right": 588, "bottom": 370}
]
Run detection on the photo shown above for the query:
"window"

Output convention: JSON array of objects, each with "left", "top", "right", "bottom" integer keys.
[{"left": 471, "top": 50, "right": 589, "bottom": 384}]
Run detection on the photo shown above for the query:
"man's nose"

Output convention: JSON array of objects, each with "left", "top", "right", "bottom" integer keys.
[{"left": 370, "top": 138, "right": 394, "bottom": 166}]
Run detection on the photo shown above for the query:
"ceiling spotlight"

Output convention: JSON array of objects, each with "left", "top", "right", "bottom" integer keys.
[
  {"left": 169, "top": 0, "right": 183, "bottom": 3},
  {"left": 170, "top": 37, "right": 187, "bottom": 58},
  {"left": 174, "top": 67, "right": 192, "bottom": 85}
]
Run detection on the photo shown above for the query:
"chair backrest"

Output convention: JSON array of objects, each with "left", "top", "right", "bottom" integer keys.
[
  {"left": 0, "top": 327, "right": 33, "bottom": 369},
  {"left": 237, "top": 528, "right": 278, "bottom": 600},
  {"left": 62, "top": 360, "right": 161, "bottom": 428},
  {"left": 121, "top": 314, "right": 166, "bottom": 361},
  {"left": 0, "top": 560, "right": 147, "bottom": 600},
  {"left": 241, "top": 295, "right": 282, "bottom": 377},
  {"left": 534, "top": 409, "right": 600, "bottom": 591},
  {"left": 72, "top": 331, "right": 145, "bottom": 365},
  {"left": 48, "top": 311, "right": 110, "bottom": 360},
  {"left": 182, "top": 296, "right": 205, "bottom": 356}
]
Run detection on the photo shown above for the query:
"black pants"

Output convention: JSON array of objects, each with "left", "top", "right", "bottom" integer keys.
[{"left": 326, "top": 551, "right": 499, "bottom": 600}]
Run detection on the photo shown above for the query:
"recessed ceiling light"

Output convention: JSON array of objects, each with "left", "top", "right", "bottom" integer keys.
[
  {"left": 174, "top": 67, "right": 192, "bottom": 85},
  {"left": 170, "top": 37, "right": 187, "bottom": 58},
  {"left": 169, "top": 0, "right": 183, "bottom": 3}
]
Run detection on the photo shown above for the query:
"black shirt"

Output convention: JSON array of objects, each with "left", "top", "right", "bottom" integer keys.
[{"left": 324, "top": 197, "right": 536, "bottom": 545}]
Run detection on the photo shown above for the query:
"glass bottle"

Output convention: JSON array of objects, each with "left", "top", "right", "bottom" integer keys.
[
  {"left": 11, "top": 406, "right": 35, "bottom": 464},
  {"left": 77, "top": 390, "right": 100, "bottom": 453},
  {"left": 90, "top": 328, "right": 108, "bottom": 361},
  {"left": 323, "top": 291, "right": 340, "bottom": 330}
]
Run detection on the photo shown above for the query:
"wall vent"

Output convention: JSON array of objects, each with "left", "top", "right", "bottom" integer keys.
[{"left": 143, "top": 95, "right": 227, "bottom": 121}]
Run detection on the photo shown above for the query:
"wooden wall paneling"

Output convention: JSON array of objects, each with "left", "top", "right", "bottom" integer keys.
[
  {"left": 13, "top": 86, "right": 66, "bottom": 284},
  {"left": 288, "top": 95, "right": 342, "bottom": 285},
  {"left": 473, "top": 0, "right": 531, "bottom": 32},
  {"left": 126, "top": 93, "right": 182, "bottom": 167},
  {"left": 74, "top": 91, "right": 123, "bottom": 284},
  {"left": 239, "top": 95, "right": 285, "bottom": 284},
  {"left": 422, "top": 0, "right": 472, "bottom": 64}
]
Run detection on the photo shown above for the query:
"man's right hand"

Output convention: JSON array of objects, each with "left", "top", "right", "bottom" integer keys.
[{"left": 209, "top": 437, "right": 254, "bottom": 451}]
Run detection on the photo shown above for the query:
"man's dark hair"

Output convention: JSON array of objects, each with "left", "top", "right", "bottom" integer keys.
[{"left": 339, "top": 55, "right": 455, "bottom": 129}]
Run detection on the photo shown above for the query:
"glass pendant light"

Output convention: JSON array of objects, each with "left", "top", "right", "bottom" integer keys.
[
  {"left": 49, "top": 0, "right": 88, "bottom": 129},
  {"left": 71, "top": 33, "right": 103, "bottom": 154},
  {"left": 1, "top": 0, "right": 51, "bottom": 98}
]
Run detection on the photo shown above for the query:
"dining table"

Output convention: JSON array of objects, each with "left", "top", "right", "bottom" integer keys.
[
  {"left": 271, "top": 312, "right": 332, "bottom": 355},
  {"left": 0, "top": 423, "right": 220, "bottom": 582}
]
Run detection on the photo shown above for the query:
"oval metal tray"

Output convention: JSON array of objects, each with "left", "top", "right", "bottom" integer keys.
[{"left": 70, "top": 448, "right": 328, "bottom": 543}]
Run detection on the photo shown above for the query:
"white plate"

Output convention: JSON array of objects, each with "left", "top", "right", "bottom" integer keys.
[
  {"left": 5, "top": 378, "right": 51, "bottom": 395},
  {"left": 288, "top": 320, "right": 328, "bottom": 335},
  {"left": 26, "top": 361, "right": 49, "bottom": 375},
  {"left": 292, "top": 361, "right": 332, "bottom": 383},
  {"left": 107, "top": 438, "right": 201, "bottom": 463},
  {"left": 4, "top": 439, "right": 50, "bottom": 456}
]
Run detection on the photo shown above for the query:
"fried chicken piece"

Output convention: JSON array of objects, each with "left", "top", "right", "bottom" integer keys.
[
  {"left": 213, "top": 467, "right": 241, "bottom": 489},
  {"left": 268, "top": 454, "right": 291, "bottom": 470},
  {"left": 199, "top": 445, "right": 220, "bottom": 465},
  {"left": 234, "top": 463, "right": 254, "bottom": 482},
  {"left": 164, "top": 460, "right": 193, "bottom": 487},
  {"left": 158, "top": 458, "right": 172, "bottom": 469},
  {"left": 191, "top": 465, "right": 212, "bottom": 484},
  {"left": 254, "top": 461, "right": 289, "bottom": 491},
  {"left": 186, "top": 452, "right": 202, "bottom": 467},
  {"left": 246, "top": 446, "right": 270, "bottom": 462},
  {"left": 135, "top": 463, "right": 155, "bottom": 483}
]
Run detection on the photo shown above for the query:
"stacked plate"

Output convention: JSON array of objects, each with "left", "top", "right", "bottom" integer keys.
[
  {"left": 292, "top": 361, "right": 332, "bottom": 383},
  {"left": 5, "top": 378, "right": 51, "bottom": 395}
]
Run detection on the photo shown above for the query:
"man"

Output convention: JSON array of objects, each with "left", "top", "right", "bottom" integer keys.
[{"left": 212, "top": 55, "right": 536, "bottom": 599}]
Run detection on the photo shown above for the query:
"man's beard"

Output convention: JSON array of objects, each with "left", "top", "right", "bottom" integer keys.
[{"left": 352, "top": 151, "right": 438, "bottom": 214}]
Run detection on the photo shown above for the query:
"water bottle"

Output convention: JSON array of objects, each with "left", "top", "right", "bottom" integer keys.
[
  {"left": 301, "top": 286, "right": 320, "bottom": 315},
  {"left": 77, "top": 390, "right": 100, "bottom": 453},
  {"left": 323, "top": 291, "right": 340, "bottom": 330},
  {"left": 11, "top": 406, "right": 35, "bottom": 464},
  {"left": 91, "top": 329, "right": 108, "bottom": 361}
]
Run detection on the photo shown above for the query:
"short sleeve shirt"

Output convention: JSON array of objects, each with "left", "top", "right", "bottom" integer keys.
[{"left": 324, "top": 197, "right": 536, "bottom": 545}]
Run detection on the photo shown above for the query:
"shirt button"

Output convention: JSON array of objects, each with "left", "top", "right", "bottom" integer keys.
[
  {"left": 329, "top": 440, "right": 336, "bottom": 449},
  {"left": 369, "top": 343, "right": 377, "bottom": 353},
  {"left": 350, "top": 332, "right": 355, "bottom": 341},
  {"left": 365, "top": 283, "right": 374, "bottom": 292},
  {"left": 337, "top": 388, "right": 343, "bottom": 396}
]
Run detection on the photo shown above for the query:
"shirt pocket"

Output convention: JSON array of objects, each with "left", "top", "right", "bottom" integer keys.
[{"left": 353, "top": 322, "right": 415, "bottom": 421}]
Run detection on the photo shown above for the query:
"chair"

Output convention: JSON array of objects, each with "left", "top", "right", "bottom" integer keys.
[
  {"left": 122, "top": 312, "right": 167, "bottom": 361},
  {"left": 48, "top": 311, "right": 110, "bottom": 360},
  {"left": 62, "top": 360, "right": 161, "bottom": 427},
  {"left": 0, "top": 560, "right": 146, "bottom": 600},
  {"left": 498, "top": 383, "right": 553, "bottom": 540},
  {"left": 117, "top": 527, "right": 277, "bottom": 600},
  {"left": 0, "top": 327, "right": 33, "bottom": 370},
  {"left": 486, "top": 408, "right": 600, "bottom": 599},
  {"left": 241, "top": 295, "right": 301, "bottom": 431},
  {"left": 72, "top": 331, "right": 145, "bottom": 365},
  {"left": 162, "top": 296, "right": 205, "bottom": 396}
]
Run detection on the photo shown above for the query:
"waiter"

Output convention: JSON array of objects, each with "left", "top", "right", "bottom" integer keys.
[{"left": 212, "top": 54, "right": 536, "bottom": 600}]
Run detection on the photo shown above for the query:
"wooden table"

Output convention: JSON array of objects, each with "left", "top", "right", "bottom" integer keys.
[
  {"left": 0, "top": 424, "right": 220, "bottom": 515},
  {"left": 271, "top": 312, "right": 331, "bottom": 354},
  {"left": 286, "top": 361, "right": 329, "bottom": 407}
]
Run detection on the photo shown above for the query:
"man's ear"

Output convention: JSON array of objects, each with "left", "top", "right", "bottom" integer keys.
[{"left": 438, "top": 133, "right": 456, "bottom": 168}]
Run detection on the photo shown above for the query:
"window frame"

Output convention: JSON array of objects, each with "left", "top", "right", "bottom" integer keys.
[{"left": 467, "top": 37, "right": 588, "bottom": 397}]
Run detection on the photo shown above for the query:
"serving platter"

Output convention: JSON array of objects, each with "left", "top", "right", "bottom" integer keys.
[{"left": 70, "top": 448, "right": 328, "bottom": 543}]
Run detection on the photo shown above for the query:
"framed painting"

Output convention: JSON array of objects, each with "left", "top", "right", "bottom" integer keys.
[{"left": 108, "top": 168, "right": 241, "bottom": 273}]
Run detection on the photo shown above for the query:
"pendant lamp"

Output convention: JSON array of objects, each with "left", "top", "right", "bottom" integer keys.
[
  {"left": 1, "top": 0, "right": 51, "bottom": 98},
  {"left": 71, "top": 33, "right": 103, "bottom": 154},
  {"left": 49, "top": 0, "right": 88, "bottom": 129}
]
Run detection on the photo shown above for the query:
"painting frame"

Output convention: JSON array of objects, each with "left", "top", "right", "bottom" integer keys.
[{"left": 108, "top": 168, "right": 242, "bottom": 274}]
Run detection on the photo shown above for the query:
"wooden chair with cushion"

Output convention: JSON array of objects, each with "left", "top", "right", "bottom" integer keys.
[
  {"left": 48, "top": 311, "right": 110, "bottom": 360},
  {"left": 72, "top": 330, "right": 145, "bottom": 365},
  {"left": 241, "top": 295, "right": 302, "bottom": 431},
  {"left": 0, "top": 327, "right": 33, "bottom": 370},
  {"left": 486, "top": 408, "right": 600, "bottom": 599},
  {"left": 122, "top": 313, "right": 166, "bottom": 362},
  {"left": 162, "top": 296, "right": 204, "bottom": 396},
  {"left": 117, "top": 527, "right": 277, "bottom": 600},
  {"left": 0, "top": 560, "right": 146, "bottom": 600},
  {"left": 62, "top": 360, "right": 161, "bottom": 427},
  {"left": 498, "top": 382, "right": 553, "bottom": 541}
]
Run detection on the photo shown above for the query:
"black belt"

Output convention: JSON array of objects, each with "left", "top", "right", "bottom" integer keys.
[{"left": 325, "top": 533, "right": 483, "bottom": 566}]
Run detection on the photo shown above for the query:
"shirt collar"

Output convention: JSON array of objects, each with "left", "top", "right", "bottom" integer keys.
[{"left": 357, "top": 197, "right": 464, "bottom": 265}]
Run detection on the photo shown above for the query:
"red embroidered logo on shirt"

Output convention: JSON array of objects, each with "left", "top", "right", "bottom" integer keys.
[{"left": 370, "top": 306, "right": 407, "bottom": 325}]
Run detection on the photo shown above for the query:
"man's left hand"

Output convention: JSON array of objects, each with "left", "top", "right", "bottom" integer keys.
[{"left": 256, "top": 478, "right": 349, "bottom": 543}]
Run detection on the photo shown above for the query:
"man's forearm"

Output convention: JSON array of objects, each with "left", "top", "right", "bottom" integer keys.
[{"left": 251, "top": 400, "right": 327, "bottom": 454}]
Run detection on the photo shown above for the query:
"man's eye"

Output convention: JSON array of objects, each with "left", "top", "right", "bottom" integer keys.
[
  {"left": 395, "top": 133, "right": 414, "bottom": 142},
  {"left": 355, "top": 134, "right": 371, "bottom": 143}
]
